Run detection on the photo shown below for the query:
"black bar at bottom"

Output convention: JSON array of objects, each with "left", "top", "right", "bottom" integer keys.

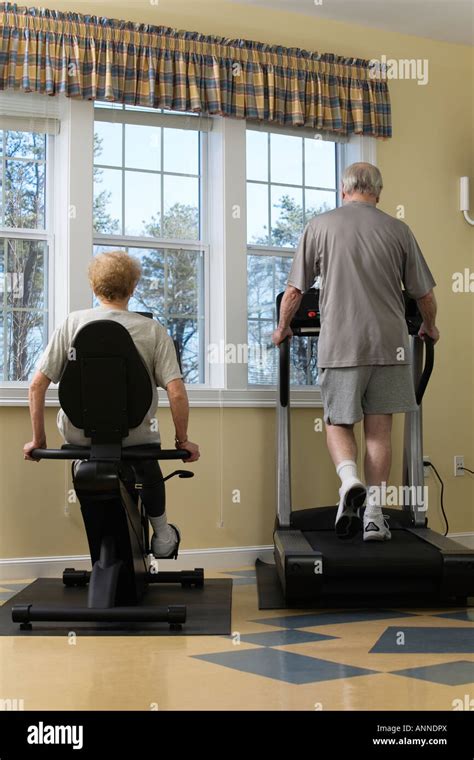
[
  {"left": 12, "top": 604, "right": 186, "bottom": 624},
  {"left": 0, "top": 711, "right": 472, "bottom": 755}
]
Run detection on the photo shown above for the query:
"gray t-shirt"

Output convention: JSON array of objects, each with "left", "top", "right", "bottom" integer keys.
[
  {"left": 288, "top": 201, "right": 436, "bottom": 368},
  {"left": 37, "top": 307, "right": 183, "bottom": 446}
]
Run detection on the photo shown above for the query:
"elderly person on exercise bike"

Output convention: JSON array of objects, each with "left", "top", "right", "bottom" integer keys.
[{"left": 23, "top": 250, "right": 200, "bottom": 559}]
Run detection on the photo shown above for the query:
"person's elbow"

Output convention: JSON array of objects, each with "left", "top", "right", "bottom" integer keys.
[
  {"left": 416, "top": 289, "right": 436, "bottom": 305},
  {"left": 285, "top": 284, "right": 304, "bottom": 306},
  {"left": 166, "top": 378, "right": 187, "bottom": 401},
  {"left": 29, "top": 371, "right": 51, "bottom": 395},
  {"left": 287, "top": 284, "right": 303, "bottom": 297}
]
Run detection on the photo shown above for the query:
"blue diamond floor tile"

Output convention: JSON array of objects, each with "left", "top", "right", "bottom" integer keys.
[
  {"left": 433, "top": 611, "right": 474, "bottom": 623},
  {"left": 231, "top": 578, "right": 256, "bottom": 586},
  {"left": 221, "top": 570, "right": 256, "bottom": 585},
  {"left": 392, "top": 660, "right": 474, "bottom": 686},
  {"left": 253, "top": 609, "right": 416, "bottom": 629},
  {"left": 370, "top": 627, "right": 474, "bottom": 653},
  {"left": 193, "top": 649, "right": 378, "bottom": 684},
  {"left": 226, "top": 630, "right": 338, "bottom": 647},
  {"left": 0, "top": 583, "right": 29, "bottom": 592}
]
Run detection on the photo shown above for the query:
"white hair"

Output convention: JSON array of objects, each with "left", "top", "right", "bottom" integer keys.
[{"left": 342, "top": 162, "right": 383, "bottom": 198}]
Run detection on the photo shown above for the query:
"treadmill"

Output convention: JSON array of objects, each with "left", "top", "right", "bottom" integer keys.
[{"left": 268, "top": 288, "right": 474, "bottom": 607}]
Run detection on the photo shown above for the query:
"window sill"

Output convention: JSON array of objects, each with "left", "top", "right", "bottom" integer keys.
[{"left": 0, "top": 385, "right": 322, "bottom": 409}]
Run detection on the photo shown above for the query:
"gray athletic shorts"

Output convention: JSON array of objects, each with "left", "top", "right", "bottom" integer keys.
[{"left": 318, "top": 364, "right": 418, "bottom": 425}]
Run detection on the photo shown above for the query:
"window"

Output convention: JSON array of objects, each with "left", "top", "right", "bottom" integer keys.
[
  {"left": 246, "top": 128, "right": 338, "bottom": 386},
  {"left": 0, "top": 91, "right": 370, "bottom": 405},
  {"left": 0, "top": 129, "right": 51, "bottom": 381},
  {"left": 93, "top": 105, "right": 207, "bottom": 383}
]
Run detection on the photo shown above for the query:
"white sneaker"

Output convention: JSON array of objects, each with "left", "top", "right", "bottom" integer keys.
[
  {"left": 335, "top": 477, "right": 366, "bottom": 539},
  {"left": 363, "top": 512, "right": 392, "bottom": 542},
  {"left": 151, "top": 524, "right": 181, "bottom": 558}
]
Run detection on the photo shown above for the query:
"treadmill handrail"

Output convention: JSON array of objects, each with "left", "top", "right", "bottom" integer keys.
[
  {"left": 279, "top": 337, "right": 290, "bottom": 408},
  {"left": 415, "top": 337, "right": 434, "bottom": 406},
  {"left": 30, "top": 447, "right": 190, "bottom": 461}
]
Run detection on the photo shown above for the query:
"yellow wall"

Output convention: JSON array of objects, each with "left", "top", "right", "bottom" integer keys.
[{"left": 1, "top": 0, "right": 473, "bottom": 559}]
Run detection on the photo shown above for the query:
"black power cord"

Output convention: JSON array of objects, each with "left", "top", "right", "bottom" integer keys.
[
  {"left": 424, "top": 461, "right": 449, "bottom": 537},
  {"left": 460, "top": 467, "right": 474, "bottom": 475}
]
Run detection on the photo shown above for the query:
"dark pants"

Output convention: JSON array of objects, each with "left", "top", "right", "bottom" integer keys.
[
  {"left": 131, "top": 459, "right": 165, "bottom": 518},
  {"left": 71, "top": 444, "right": 166, "bottom": 518},
  {"left": 119, "top": 445, "right": 166, "bottom": 518}
]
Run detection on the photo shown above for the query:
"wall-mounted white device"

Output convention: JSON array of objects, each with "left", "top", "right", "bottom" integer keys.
[{"left": 460, "top": 177, "right": 474, "bottom": 226}]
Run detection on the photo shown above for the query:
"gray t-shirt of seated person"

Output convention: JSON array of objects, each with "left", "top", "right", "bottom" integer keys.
[
  {"left": 287, "top": 201, "right": 436, "bottom": 368},
  {"left": 37, "top": 307, "right": 183, "bottom": 447}
]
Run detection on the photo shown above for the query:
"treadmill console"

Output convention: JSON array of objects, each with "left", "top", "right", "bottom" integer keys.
[
  {"left": 276, "top": 289, "right": 423, "bottom": 335},
  {"left": 276, "top": 289, "right": 320, "bottom": 334}
]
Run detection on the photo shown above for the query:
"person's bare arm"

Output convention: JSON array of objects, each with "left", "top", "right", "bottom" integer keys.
[
  {"left": 416, "top": 289, "right": 440, "bottom": 343},
  {"left": 166, "top": 378, "right": 200, "bottom": 462},
  {"left": 23, "top": 370, "right": 51, "bottom": 461},
  {"left": 272, "top": 285, "right": 303, "bottom": 346}
]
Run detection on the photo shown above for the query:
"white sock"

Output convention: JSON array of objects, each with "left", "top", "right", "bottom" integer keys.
[
  {"left": 148, "top": 513, "right": 173, "bottom": 540},
  {"left": 336, "top": 460, "right": 358, "bottom": 486},
  {"left": 365, "top": 485, "right": 383, "bottom": 517}
]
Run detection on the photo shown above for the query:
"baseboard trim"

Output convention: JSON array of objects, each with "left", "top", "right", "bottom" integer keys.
[
  {"left": 2, "top": 533, "right": 473, "bottom": 581},
  {"left": 448, "top": 532, "right": 474, "bottom": 549},
  {"left": 0, "top": 545, "right": 275, "bottom": 581}
]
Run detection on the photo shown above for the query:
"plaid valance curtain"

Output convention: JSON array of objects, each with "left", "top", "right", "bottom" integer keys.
[{"left": 0, "top": 3, "right": 392, "bottom": 138}]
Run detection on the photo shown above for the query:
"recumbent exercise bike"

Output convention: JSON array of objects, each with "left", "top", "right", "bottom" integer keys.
[{"left": 12, "top": 317, "right": 203, "bottom": 631}]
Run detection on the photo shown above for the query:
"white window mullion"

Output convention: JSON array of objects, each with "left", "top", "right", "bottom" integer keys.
[
  {"left": 54, "top": 97, "right": 94, "bottom": 325},
  {"left": 340, "top": 135, "right": 377, "bottom": 170},
  {"left": 207, "top": 117, "right": 248, "bottom": 391},
  {"left": 207, "top": 120, "right": 225, "bottom": 389},
  {"left": 46, "top": 134, "right": 55, "bottom": 344},
  {"left": 199, "top": 131, "right": 210, "bottom": 386}
]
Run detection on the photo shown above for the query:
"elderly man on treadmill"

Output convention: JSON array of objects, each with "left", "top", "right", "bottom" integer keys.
[{"left": 273, "top": 163, "right": 439, "bottom": 542}]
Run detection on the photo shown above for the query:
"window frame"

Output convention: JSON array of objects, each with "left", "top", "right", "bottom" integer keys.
[
  {"left": 0, "top": 130, "right": 55, "bottom": 387},
  {"left": 246, "top": 129, "right": 341, "bottom": 390},
  {"left": 0, "top": 94, "right": 376, "bottom": 407},
  {"left": 92, "top": 103, "right": 209, "bottom": 386}
]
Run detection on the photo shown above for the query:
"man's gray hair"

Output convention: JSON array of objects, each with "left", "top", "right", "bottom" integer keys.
[{"left": 342, "top": 162, "right": 383, "bottom": 197}]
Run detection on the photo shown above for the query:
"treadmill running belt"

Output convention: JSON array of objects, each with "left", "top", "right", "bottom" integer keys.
[{"left": 305, "top": 529, "right": 442, "bottom": 579}]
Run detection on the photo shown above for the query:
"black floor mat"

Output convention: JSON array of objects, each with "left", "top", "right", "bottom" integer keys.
[{"left": 0, "top": 578, "right": 232, "bottom": 636}]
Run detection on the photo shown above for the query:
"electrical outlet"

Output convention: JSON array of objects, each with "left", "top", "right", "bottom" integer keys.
[
  {"left": 423, "top": 457, "right": 430, "bottom": 478},
  {"left": 454, "top": 455, "right": 464, "bottom": 477}
]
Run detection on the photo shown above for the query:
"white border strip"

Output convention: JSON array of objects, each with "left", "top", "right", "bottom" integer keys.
[
  {"left": 0, "top": 386, "right": 323, "bottom": 408},
  {"left": 2, "top": 534, "right": 473, "bottom": 580},
  {"left": 448, "top": 532, "right": 474, "bottom": 550},
  {"left": 0, "top": 545, "right": 275, "bottom": 580}
]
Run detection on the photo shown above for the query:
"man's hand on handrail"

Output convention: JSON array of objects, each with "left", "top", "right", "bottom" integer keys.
[
  {"left": 24, "top": 438, "right": 46, "bottom": 462},
  {"left": 166, "top": 378, "right": 200, "bottom": 463},
  {"left": 272, "top": 285, "right": 302, "bottom": 346},
  {"left": 418, "top": 322, "right": 440, "bottom": 344},
  {"left": 177, "top": 440, "right": 200, "bottom": 463},
  {"left": 416, "top": 290, "right": 440, "bottom": 344}
]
